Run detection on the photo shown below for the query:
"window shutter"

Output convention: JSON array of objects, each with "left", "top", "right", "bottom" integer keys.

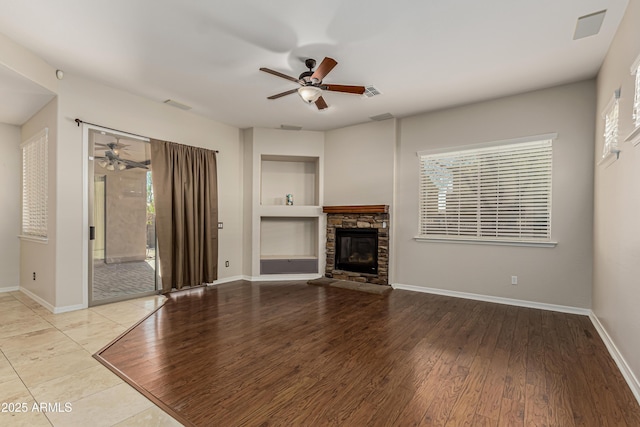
[
  {"left": 633, "top": 63, "right": 640, "bottom": 128},
  {"left": 419, "top": 139, "right": 552, "bottom": 243},
  {"left": 603, "top": 96, "right": 620, "bottom": 159},
  {"left": 21, "top": 128, "right": 48, "bottom": 239}
]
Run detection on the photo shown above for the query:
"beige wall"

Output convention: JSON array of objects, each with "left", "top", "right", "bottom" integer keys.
[
  {"left": 0, "top": 123, "right": 21, "bottom": 290},
  {"left": 593, "top": 0, "right": 640, "bottom": 389},
  {"left": 324, "top": 119, "right": 396, "bottom": 206},
  {"left": 20, "top": 98, "right": 58, "bottom": 306},
  {"left": 103, "top": 169, "right": 147, "bottom": 263},
  {"left": 55, "top": 74, "right": 242, "bottom": 308},
  {"left": 394, "top": 80, "right": 596, "bottom": 308}
]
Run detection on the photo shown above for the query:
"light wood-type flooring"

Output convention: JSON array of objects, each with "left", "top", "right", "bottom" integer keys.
[{"left": 96, "top": 280, "right": 640, "bottom": 426}]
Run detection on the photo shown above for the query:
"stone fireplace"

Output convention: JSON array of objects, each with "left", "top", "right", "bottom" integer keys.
[{"left": 323, "top": 205, "right": 389, "bottom": 285}]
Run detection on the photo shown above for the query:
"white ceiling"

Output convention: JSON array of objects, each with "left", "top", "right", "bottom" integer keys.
[{"left": 0, "top": 0, "right": 628, "bottom": 131}]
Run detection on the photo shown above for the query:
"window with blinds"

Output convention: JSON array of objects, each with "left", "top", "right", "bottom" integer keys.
[
  {"left": 418, "top": 138, "right": 553, "bottom": 243},
  {"left": 21, "top": 128, "right": 48, "bottom": 240},
  {"left": 632, "top": 58, "right": 640, "bottom": 128},
  {"left": 602, "top": 93, "right": 620, "bottom": 159}
]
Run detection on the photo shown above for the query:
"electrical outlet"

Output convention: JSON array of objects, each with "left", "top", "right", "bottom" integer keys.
[
  {"left": 33, "top": 272, "right": 36, "bottom": 281},
  {"left": 218, "top": 222, "right": 223, "bottom": 229},
  {"left": 225, "top": 261, "right": 229, "bottom": 267},
  {"left": 511, "top": 276, "right": 518, "bottom": 285}
]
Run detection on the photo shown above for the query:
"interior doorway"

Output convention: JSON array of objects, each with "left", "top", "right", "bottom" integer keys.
[{"left": 87, "top": 127, "right": 159, "bottom": 306}]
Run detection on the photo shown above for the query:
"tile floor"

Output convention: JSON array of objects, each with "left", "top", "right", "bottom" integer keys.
[
  {"left": 0, "top": 291, "right": 183, "bottom": 426},
  {"left": 92, "top": 260, "right": 157, "bottom": 301}
]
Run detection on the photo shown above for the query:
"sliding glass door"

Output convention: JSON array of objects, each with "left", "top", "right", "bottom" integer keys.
[{"left": 88, "top": 127, "right": 158, "bottom": 306}]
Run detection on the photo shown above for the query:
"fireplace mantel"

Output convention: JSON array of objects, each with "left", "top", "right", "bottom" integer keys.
[{"left": 322, "top": 205, "right": 389, "bottom": 214}]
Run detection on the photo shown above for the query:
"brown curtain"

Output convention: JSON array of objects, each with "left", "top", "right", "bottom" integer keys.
[{"left": 150, "top": 139, "right": 218, "bottom": 293}]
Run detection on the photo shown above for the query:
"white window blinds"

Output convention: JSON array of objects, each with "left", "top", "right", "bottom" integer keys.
[
  {"left": 418, "top": 139, "right": 552, "bottom": 243},
  {"left": 602, "top": 94, "right": 620, "bottom": 159},
  {"left": 633, "top": 61, "right": 640, "bottom": 128},
  {"left": 21, "top": 128, "right": 48, "bottom": 239}
]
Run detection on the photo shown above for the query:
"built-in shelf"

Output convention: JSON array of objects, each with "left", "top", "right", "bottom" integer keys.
[
  {"left": 260, "top": 255, "right": 318, "bottom": 260},
  {"left": 260, "top": 258, "right": 318, "bottom": 274},
  {"left": 260, "top": 216, "right": 319, "bottom": 275},
  {"left": 261, "top": 155, "right": 319, "bottom": 206},
  {"left": 244, "top": 128, "right": 324, "bottom": 278},
  {"left": 260, "top": 205, "right": 322, "bottom": 217}
]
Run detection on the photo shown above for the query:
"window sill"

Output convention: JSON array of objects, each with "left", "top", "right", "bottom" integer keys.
[
  {"left": 414, "top": 236, "right": 557, "bottom": 248},
  {"left": 19, "top": 235, "right": 48, "bottom": 244},
  {"left": 624, "top": 126, "right": 640, "bottom": 146},
  {"left": 597, "top": 148, "right": 621, "bottom": 167}
]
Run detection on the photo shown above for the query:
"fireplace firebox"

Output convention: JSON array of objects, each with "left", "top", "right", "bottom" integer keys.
[{"left": 335, "top": 228, "right": 378, "bottom": 274}]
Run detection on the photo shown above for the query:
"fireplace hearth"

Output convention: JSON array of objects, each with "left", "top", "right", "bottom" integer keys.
[{"left": 323, "top": 205, "right": 389, "bottom": 285}]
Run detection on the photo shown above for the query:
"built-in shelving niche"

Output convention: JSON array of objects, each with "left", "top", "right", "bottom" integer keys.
[
  {"left": 260, "top": 217, "right": 319, "bottom": 274},
  {"left": 260, "top": 155, "right": 319, "bottom": 206}
]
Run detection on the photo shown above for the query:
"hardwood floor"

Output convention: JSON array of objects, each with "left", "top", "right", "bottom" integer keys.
[{"left": 95, "top": 281, "right": 640, "bottom": 426}]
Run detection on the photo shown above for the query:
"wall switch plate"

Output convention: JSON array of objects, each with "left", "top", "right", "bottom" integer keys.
[
  {"left": 511, "top": 276, "right": 518, "bottom": 285},
  {"left": 218, "top": 222, "right": 223, "bottom": 229}
]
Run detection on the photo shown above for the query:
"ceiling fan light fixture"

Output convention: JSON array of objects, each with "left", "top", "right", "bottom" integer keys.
[
  {"left": 106, "top": 163, "right": 116, "bottom": 171},
  {"left": 298, "top": 86, "right": 322, "bottom": 104},
  {"left": 117, "top": 162, "right": 127, "bottom": 171},
  {"left": 98, "top": 160, "right": 108, "bottom": 168}
]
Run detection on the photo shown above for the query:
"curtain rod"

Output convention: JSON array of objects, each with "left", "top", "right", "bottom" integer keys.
[{"left": 74, "top": 118, "right": 219, "bottom": 153}]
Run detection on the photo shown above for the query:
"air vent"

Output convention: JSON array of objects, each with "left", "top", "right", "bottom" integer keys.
[
  {"left": 363, "top": 85, "right": 382, "bottom": 98},
  {"left": 369, "top": 113, "right": 394, "bottom": 121},
  {"left": 573, "top": 10, "right": 606, "bottom": 40},
  {"left": 163, "top": 99, "right": 192, "bottom": 111},
  {"left": 280, "top": 124, "right": 302, "bottom": 131}
]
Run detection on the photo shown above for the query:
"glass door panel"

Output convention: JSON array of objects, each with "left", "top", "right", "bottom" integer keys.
[{"left": 88, "top": 128, "right": 157, "bottom": 306}]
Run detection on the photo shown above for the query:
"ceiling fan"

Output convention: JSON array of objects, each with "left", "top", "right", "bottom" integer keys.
[
  {"left": 260, "top": 57, "right": 365, "bottom": 110},
  {"left": 94, "top": 140, "right": 149, "bottom": 171}
]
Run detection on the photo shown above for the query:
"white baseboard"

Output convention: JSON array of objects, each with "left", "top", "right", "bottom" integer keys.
[
  {"left": 19, "top": 287, "right": 55, "bottom": 313},
  {"left": 0, "top": 286, "right": 19, "bottom": 293},
  {"left": 19, "top": 287, "right": 86, "bottom": 314},
  {"left": 589, "top": 312, "right": 640, "bottom": 406},
  {"left": 391, "top": 283, "right": 591, "bottom": 315},
  {"left": 208, "top": 275, "right": 249, "bottom": 286}
]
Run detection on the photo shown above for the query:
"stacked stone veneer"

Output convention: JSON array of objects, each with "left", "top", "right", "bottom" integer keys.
[{"left": 325, "top": 212, "right": 389, "bottom": 285}]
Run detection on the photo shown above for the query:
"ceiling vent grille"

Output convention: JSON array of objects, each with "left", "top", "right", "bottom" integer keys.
[
  {"left": 573, "top": 10, "right": 606, "bottom": 40},
  {"left": 363, "top": 85, "right": 382, "bottom": 98},
  {"left": 163, "top": 99, "right": 192, "bottom": 111},
  {"left": 280, "top": 124, "right": 302, "bottom": 131},
  {"left": 370, "top": 113, "right": 394, "bottom": 121}
]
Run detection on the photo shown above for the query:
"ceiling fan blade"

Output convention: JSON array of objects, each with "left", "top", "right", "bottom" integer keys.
[
  {"left": 267, "top": 88, "right": 299, "bottom": 100},
  {"left": 311, "top": 57, "right": 337, "bottom": 82},
  {"left": 315, "top": 96, "right": 328, "bottom": 110},
  {"left": 260, "top": 67, "right": 300, "bottom": 83},
  {"left": 119, "top": 158, "right": 149, "bottom": 169},
  {"left": 323, "top": 84, "right": 365, "bottom": 95}
]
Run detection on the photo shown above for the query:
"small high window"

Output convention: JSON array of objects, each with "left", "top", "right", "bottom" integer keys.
[{"left": 602, "top": 91, "right": 620, "bottom": 160}]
